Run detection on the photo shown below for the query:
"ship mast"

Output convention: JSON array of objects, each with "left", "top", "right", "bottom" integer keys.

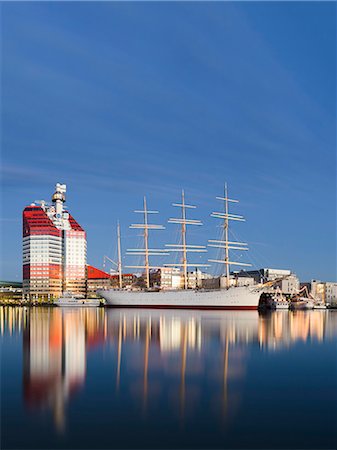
[
  {"left": 224, "top": 183, "right": 230, "bottom": 286},
  {"left": 126, "top": 196, "right": 167, "bottom": 289},
  {"left": 208, "top": 184, "right": 251, "bottom": 289},
  {"left": 181, "top": 190, "right": 188, "bottom": 290},
  {"left": 117, "top": 221, "right": 122, "bottom": 289},
  {"left": 102, "top": 221, "right": 123, "bottom": 288},
  {"left": 165, "top": 189, "right": 209, "bottom": 289},
  {"left": 143, "top": 197, "right": 150, "bottom": 288}
]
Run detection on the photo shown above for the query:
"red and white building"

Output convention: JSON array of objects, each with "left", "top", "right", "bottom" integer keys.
[
  {"left": 23, "top": 183, "right": 87, "bottom": 299},
  {"left": 87, "top": 265, "right": 134, "bottom": 297}
]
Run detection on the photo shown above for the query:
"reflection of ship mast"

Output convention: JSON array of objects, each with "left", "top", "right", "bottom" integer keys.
[
  {"left": 143, "top": 320, "right": 150, "bottom": 413},
  {"left": 223, "top": 333, "right": 229, "bottom": 418},
  {"left": 116, "top": 316, "right": 122, "bottom": 390},
  {"left": 180, "top": 324, "right": 187, "bottom": 421}
]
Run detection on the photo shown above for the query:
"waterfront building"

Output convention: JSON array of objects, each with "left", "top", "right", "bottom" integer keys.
[
  {"left": 237, "top": 268, "right": 291, "bottom": 284},
  {"left": 233, "top": 268, "right": 299, "bottom": 294},
  {"left": 110, "top": 273, "right": 135, "bottom": 287},
  {"left": 311, "top": 280, "right": 337, "bottom": 305},
  {"left": 0, "top": 281, "right": 23, "bottom": 302},
  {"left": 23, "top": 183, "right": 87, "bottom": 300},
  {"left": 278, "top": 274, "right": 300, "bottom": 295},
  {"left": 87, "top": 265, "right": 112, "bottom": 298},
  {"left": 221, "top": 275, "right": 255, "bottom": 288},
  {"left": 153, "top": 268, "right": 211, "bottom": 290},
  {"left": 159, "top": 267, "right": 182, "bottom": 290},
  {"left": 87, "top": 265, "right": 135, "bottom": 297},
  {"left": 326, "top": 282, "right": 337, "bottom": 305},
  {"left": 187, "top": 270, "right": 212, "bottom": 289},
  {"left": 311, "top": 280, "right": 326, "bottom": 302}
]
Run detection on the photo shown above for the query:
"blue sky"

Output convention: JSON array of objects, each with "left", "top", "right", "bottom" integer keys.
[{"left": 1, "top": 2, "right": 336, "bottom": 282}]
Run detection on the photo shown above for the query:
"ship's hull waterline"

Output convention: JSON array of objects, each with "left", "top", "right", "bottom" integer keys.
[{"left": 97, "top": 286, "right": 262, "bottom": 310}]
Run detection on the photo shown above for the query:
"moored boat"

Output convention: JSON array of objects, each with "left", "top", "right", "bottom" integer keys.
[
  {"left": 290, "top": 297, "right": 314, "bottom": 310},
  {"left": 274, "top": 300, "right": 289, "bottom": 310},
  {"left": 269, "top": 288, "right": 289, "bottom": 310},
  {"left": 290, "top": 285, "right": 316, "bottom": 310},
  {"left": 98, "top": 285, "right": 262, "bottom": 309},
  {"left": 54, "top": 292, "right": 101, "bottom": 307},
  {"left": 313, "top": 302, "right": 327, "bottom": 310}
]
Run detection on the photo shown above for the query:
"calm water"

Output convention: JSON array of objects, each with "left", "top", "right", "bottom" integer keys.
[{"left": 1, "top": 307, "right": 336, "bottom": 449}]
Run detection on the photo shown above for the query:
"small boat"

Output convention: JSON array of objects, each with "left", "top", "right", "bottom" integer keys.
[
  {"left": 270, "top": 288, "right": 289, "bottom": 310},
  {"left": 54, "top": 292, "right": 101, "bottom": 307},
  {"left": 290, "top": 285, "right": 316, "bottom": 310},
  {"left": 290, "top": 297, "right": 314, "bottom": 310},
  {"left": 313, "top": 302, "right": 327, "bottom": 310},
  {"left": 274, "top": 300, "right": 289, "bottom": 310}
]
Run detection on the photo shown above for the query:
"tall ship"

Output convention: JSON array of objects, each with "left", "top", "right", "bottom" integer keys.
[{"left": 98, "top": 186, "right": 265, "bottom": 309}]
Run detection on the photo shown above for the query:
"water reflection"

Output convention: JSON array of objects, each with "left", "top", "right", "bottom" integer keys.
[
  {"left": 21, "top": 308, "right": 104, "bottom": 432},
  {"left": 1, "top": 307, "right": 336, "bottom": 435}
]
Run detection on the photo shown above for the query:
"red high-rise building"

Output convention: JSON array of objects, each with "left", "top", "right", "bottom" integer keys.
[{"left": 23, "top": 184, "right": 87, "bottom": 299}]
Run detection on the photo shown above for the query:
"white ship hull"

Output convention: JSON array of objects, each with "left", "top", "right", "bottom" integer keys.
[{"left": 97, "top": 286, "right": 262, "bottom": 310}]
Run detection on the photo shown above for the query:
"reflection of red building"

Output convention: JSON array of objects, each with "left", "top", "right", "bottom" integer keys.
[{"left": 23, "top": 308, "right": 105, "bottom": 431}]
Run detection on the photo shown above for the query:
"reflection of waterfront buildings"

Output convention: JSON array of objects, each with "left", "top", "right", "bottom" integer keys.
[
  {"left": 1, "top": 307, "right": 337, "bottom": 432},
  {"left": 103, "top": 310, "right": 337, "bottom": 422},
  {"left": 258, "top": 311, "right": 329, "bottom": 349},
  {"left": 103, "top": 309, "right": 333, "bottom": 352},
  {"left": 22, "top": 308, "right": 105, "bottom": 431}
]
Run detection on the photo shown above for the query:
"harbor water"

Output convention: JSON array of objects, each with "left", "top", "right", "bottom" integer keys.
[{"left": 1, "top": 307, "right": 336, "bottom": 449}]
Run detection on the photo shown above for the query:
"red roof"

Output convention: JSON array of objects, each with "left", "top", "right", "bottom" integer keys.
[
  {"left": 23, "top": 206, "right": 85, "bottom": 237},
  {"left": 87, "top": 265, "right": 111, "bottom": 279},
  {"left": 23, "top": 206, "right": 61, "bottom": 237},
  {"left": 68, "top": 213, "right": 84, "bottom": 231}
]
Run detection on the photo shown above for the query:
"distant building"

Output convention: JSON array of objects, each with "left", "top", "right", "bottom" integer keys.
[
  {"left": 278, "top": 274, "right": 300, "bottom": 295},
  {"left": 0, "top": 281, "right": 23, "bottom": 302},
  {"left": 0, "top": 281, "right": 22, "bottom": 290},
  {"left": 202, "top": 277, "right": 220, "bottom": 289},
  {"left": 110, "top": 273, "right": 135, "bottom": 287},
  {"left": 237, "top": 268, "right": 291, "bottom": 283},
  {"left": 311, "top": 280, "right": 326, "bottom": 302},
  {"left": 150, "top": 268, "right": 211, "bottom": 290},
  {"left": 311, "top": 280, "right": 337, "bottom": 305},
  {"left": 87, "top": 265, "right": 135, "bottom": 297},
  {"left": 221, "top": 275, "right": 255, "bottom": 288},
  {"left": 231, "top": 268, "right": 299, "bottom": 294},
  {"left": 23, "top": 183, "right": 87, "bottom": 299},
  {"left": 158, "top": 267, "right": 182, "bottom": 290},
  {"left": 326, "top": 282, "right": 337, "bottom": 305},
  {"left": 186, "top": 270, "right": 212, "bottom": 289},
  {"left": 87, "top": 265, "right": 112, "bottom": 297}
]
